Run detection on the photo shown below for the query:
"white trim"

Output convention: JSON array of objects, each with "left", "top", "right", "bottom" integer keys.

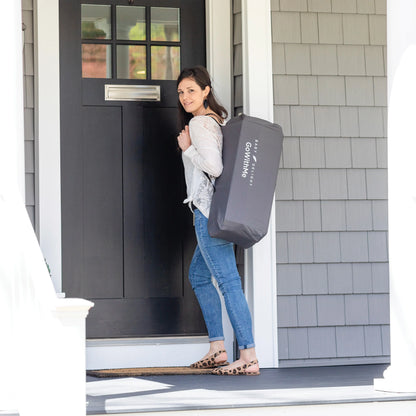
[
  {"left": 87, "top": 336, "right": 208, "bottom": 347},
  {"left": 205, "top": 0, "right": 234, "bottom": 360},
  {"left": 86, "top": 337, "right": 210, "bottom": 370},
  {"left": 36, "top": 0, "right": 62, "bottom": 292},
  {"left": 206, "top": 0, "right": 233, "bottom": 120},
  {"left": 241, "top": 0, "right": 278, "bottom": 367}
]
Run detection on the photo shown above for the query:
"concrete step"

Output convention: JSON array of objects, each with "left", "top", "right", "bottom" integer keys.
[
  {"left": 86, "top": 365, "right": 416, "bottom": 415},
  {"left": 89, "top": 400, "right": 416, "bottom": 416}
]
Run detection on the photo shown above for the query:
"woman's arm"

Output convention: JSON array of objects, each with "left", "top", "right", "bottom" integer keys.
[{"left": 181, "top": 117, "right": 223, "bottom": 177}]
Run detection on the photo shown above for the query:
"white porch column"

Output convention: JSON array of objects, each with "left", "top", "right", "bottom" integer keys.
[
  {"left": 374, "top": 0, "right": 416, "bottom": 393},
  {"left": 37, "top": 0, "right": 63, "bottom": 293},
  {"left": 0, "top": 6, "right": 93, "bottom": 416},
  {"left": 241, "top": 0, "right": 278, "bottom": 368},
  {"left": 0, "top": 1, "right": 25, "bottom": 412}
]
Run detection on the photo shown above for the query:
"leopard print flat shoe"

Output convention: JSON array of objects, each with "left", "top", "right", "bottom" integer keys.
[
  {"left": 190, "top": 350, "right": 229, "bottom": 369},
  {"left": 211, "top": 359, "right": 260, "bottom": 376}
]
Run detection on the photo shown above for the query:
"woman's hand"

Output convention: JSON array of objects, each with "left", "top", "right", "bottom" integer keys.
[{"left": 177, "top": 125, "right": 191, "bottom": 151}]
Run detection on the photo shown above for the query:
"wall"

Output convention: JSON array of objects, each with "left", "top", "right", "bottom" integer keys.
[
  {"left": 233, "top": 0, "right": 243, "bottom": 116},
  {"left": 272, "top": 0, "right": 389, "bottom": 366},
  {"left": 22, "top": 0, "right": 37, "bottom": 232}
]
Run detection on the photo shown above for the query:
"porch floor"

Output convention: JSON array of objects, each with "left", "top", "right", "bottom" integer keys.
[{"left": 86, "top": 364, "right": 416, "bottom": 415}]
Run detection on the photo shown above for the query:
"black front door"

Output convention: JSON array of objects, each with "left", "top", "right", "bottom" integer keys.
[{"left": 60, "top": 0, "right": 206, "bottom": 338}]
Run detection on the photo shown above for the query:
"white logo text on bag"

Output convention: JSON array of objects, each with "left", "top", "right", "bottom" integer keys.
[{"left": 241, "top": 139, "right": 259, "bottom": 186}]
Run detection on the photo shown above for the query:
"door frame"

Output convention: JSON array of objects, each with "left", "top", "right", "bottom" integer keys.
[{"left": 36, "top": 0, "right": 278, "bottom": 368}]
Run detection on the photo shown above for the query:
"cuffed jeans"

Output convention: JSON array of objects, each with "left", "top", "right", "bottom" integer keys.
[{"left": 189, "top": 209, "right": 255, "bottom": 350}]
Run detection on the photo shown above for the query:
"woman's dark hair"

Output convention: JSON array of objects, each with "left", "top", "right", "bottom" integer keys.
[{"left": 176, "top": 66, "right": 228, "bottom": 130}]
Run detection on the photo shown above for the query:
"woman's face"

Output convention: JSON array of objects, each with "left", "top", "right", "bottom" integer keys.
[{"left": 177, "top": 77, "right": 210, "bottom": 116}]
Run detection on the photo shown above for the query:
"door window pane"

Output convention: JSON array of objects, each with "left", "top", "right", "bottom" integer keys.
[
  {"left": 82, "top": 44, "right": 112, "bottom": 78},
  {"left": 151, "top": 7, "right": 180, "bottom": 41},
  {"left": 81, "top": 4, "right": 111, "bottom": 40},
  {"left": 117, "top": 45, "right": 147, "bottom": 79},
  {"left": 151, "top": 46, "right": 180, "bottom": 80},
  {"left": 116, "top": 6, "right": 146, "bottom": 41}
]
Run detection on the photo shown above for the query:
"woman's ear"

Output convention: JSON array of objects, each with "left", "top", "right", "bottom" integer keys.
[{"left": 203, "top": 85, "right": 211, "bottom": 99}]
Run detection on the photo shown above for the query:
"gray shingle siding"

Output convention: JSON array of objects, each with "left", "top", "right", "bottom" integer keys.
[
  {"left": 273, "top": 0, "right": 389, "bottom": 367},
  {"left": 233, "top": 0, "right": 243, "bottom": 116},
  {"left": 22, "top": 0, "right": 37, "bottom": 232}
]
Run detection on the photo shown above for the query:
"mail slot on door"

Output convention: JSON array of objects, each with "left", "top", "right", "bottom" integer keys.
[{"left": 104, "top": 84, "right": 161, "bottom": 101}]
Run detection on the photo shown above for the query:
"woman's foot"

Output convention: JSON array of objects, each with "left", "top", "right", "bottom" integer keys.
[
  {"left": 211, "top": 358, "right": 260, "bottom": 376},
  {"left": 190, "top": 350, "right": 228, "bottom": 369}
]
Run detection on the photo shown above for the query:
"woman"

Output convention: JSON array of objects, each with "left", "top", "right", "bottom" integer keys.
[{"left": 176, "top": 66, "right": 259, "bottom": 376}]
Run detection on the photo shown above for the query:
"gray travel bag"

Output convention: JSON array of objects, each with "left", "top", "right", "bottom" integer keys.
[{"left": 208, "top": 114, "right": 284, "bottom": 248}]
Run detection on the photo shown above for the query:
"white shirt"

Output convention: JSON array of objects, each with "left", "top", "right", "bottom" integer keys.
[{"left": 182, "top": 115, "right": 224, "bottom": 218}]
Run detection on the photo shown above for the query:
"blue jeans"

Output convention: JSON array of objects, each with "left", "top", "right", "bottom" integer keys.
[{"left": 189, "top": 209, "right": 255, "bottom": 350}]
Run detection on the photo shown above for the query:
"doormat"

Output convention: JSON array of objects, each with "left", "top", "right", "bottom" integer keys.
[{"left": 87, "top": 366, "right": 213, "bottom": 378}]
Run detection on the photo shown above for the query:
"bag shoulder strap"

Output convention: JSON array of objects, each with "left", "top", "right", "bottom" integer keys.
[
  {"left": 201, "top": 113, "right": 222, "bottom": 191},
  {"left": 203, "top": 171, "right": 215, "bottom": 191},
  {"left": 204, "top": 112, "right": 223, "bottom": 127}
]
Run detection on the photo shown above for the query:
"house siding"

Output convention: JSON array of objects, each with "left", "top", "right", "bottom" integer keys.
[
  {"left": 272, "top": 0, "right": 389, "bottom": 367},
  {"left": 22, "top": 0, "right": 37, "bottom": 232},
  {"left": 233, "top": 0, "right": 243, "bottom": 116}
]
